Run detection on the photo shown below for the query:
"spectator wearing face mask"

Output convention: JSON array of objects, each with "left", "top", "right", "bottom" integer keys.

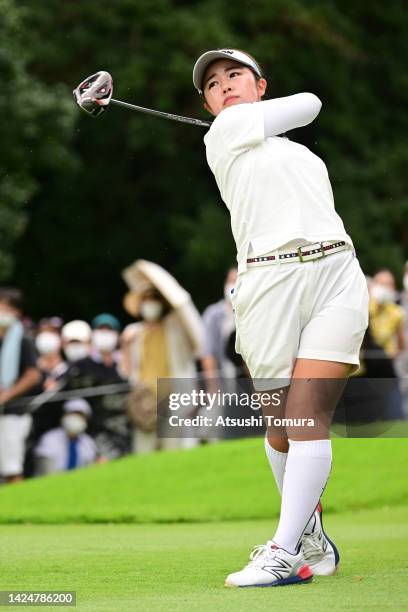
[
  {"left": 65, "top": 314, "right": 129, "bottom": 459},
  {"left": 35, "top": 319, "right": 68, "bottom": 391},
  {"left": 28, "top": 321, "right": 69, "bottom": 453},
  {"left": 369, "top": 269, "right": 405, "bottom": 358},
  {"left": 61, "top": 320, "right": 92, "bottom": 363},
  {"left": 90, "top": 313, "right": 122, "bottom": 365},
  {"left": 121, "top": 259, "right": 204, "bottom": 454},
  {"left": 0, "top": 288, "right": 41, "bottom": 483},
  {"left": 33, "top": 398, "right": 97, "bottom": 476}
]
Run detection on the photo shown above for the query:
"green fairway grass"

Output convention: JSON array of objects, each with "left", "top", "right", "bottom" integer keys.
[
  {"left": 1, "top": 507, "right": 407, "bottom": 611},
  {"left": 0, "top": 438, "right": 407, "bottom": 524}
]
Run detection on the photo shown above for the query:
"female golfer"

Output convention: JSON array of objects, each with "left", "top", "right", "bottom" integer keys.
[{"left": 192, "top": 49, "right": 369, "bottom": 588}]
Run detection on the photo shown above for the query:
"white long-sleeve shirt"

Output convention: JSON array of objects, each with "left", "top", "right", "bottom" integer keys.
[{"left": 204, "top": 94, "right": 353, "bottom": 273}]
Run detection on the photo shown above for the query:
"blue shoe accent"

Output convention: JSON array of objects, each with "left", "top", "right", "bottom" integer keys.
[
  {"left": 319, "top": 505, "right": 340, "bottom": 567},
  {"left": 240, "top": 575, "right": 313, "bottom": 588}
]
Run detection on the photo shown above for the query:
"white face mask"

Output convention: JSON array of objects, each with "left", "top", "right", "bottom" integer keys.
[
  {"left": 62, "top": 413, "right": 87, "bottom": 436},
  {"left": 0, "top": 312, "right": 16, "bottom": 329},
  {"left": 224, "top": 283, "right": 235, "bottom": 301},
  {"left": 35, "top": 332, "right": 61, "bottom": 356},
  {"left": 403, "top": 276, "right": 408, "bottom": 292},
  {"left": 371, "top": 284, "right": 395, "bottom": 305},
  {"left": 92, "top": 329, "right": 118, "bottom": 353},
  {"left": 64, "top": 343, "right": 89, "bottom": 362},
  {"left": 140, "top": 300, "right": 163, "bottom": 322}
]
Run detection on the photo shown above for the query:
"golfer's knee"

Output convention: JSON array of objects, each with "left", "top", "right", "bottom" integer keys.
[{"left": 266, "top": 435, "right": 289, "bottom": 453}]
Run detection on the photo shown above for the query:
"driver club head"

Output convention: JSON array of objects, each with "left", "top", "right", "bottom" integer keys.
[{"left": 73, "top": 71, "right": 113, "bottom": 118}]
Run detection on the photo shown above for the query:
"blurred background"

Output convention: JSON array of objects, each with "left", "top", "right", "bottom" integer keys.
[{"left": 1, "top": 0, "right": 407, "bottom": 319}]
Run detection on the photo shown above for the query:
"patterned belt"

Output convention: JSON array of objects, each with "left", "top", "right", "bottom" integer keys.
[{"left": 246, "top": 241, "right": 349, "bottom": 267}]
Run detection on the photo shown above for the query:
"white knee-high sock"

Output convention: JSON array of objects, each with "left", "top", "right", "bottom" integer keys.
[
  {"left": 272, "top": 439, "right": 332, "bottom": 554},
  {"left": 264, "top": 437, "right": 287, "bottom": 494},
  {"left": 264, "top": 437, "right": 316, "bottom": 534}
]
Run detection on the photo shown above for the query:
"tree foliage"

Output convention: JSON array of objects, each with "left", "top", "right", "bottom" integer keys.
[
  {"left": 1, "top": 0, "right": 406, "bottom": 319},
  {"left": 0, "top": 0, "right": 77, "bottom": 282}
]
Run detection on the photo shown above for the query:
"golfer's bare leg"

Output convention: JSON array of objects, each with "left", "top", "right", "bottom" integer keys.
[
  {"left": 286, "top": 359, "right": 353, "bottom": 440},
  {"left": 264, "top": 359, "right": 352, "bottom": 449}
]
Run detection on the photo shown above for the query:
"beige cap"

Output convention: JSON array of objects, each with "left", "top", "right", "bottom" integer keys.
[{"left": 61, "top": 320, "right": 91, "bottom": 343}]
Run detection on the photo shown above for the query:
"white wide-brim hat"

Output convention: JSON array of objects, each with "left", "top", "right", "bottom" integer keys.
[
  {"left": 122, "top": 259, "right": 191, "bottom": 318},
  {"left": 193, "top": 49, "right": 262, "bottom": 94}
]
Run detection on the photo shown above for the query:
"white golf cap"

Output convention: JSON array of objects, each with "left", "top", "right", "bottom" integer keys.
[
  {"left": 61, "top": 319, "right": 92, "bottom": 343},
  {"left": 63, "top": 398, "right": 92, "bottom": 417},
  {"left": 193, "top": 49, "right": 262, "bottom": 94}
]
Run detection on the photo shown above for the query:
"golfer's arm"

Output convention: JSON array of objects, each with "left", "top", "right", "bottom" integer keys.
[{"left": 262, "top": 93, "right": 322, "bottom": 138}]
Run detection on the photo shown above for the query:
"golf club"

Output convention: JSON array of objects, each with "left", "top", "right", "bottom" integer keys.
[{"left": 73, "top": 70, "right": 211, "bottom": 128}]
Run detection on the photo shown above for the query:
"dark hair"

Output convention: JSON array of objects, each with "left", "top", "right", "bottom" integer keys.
[{"left": 0, "top": 287, "right": 23, "bottom": 310}]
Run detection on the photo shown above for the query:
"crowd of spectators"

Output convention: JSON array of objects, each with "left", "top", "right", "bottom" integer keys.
[{"left": 0, "top": 258, "right": 407, "bottom": 485}]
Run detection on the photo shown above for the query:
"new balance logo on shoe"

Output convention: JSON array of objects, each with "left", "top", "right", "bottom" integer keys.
[{"left": 262, "top": 556, "right": 292, "bottom": 580}]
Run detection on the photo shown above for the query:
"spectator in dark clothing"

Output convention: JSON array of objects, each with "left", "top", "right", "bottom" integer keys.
[
  {"left": 65, "top": 314, "right": 130, "bottom": 459},
  {"left": 29, "top": 319, "right": 92, "bottom": 455},
  {"left": 29, "top": 326, "right": 69, "bottom": 449},
  {"left": 0, "top": 288, "right": 41, "bottom": 483},
  {"left": 334, "top": 327, "right": 400, "bottom": 428},
  {"left": 26, "top": 321, "right": 90, "bottom": 478},
  {"left": 358, "top": 327, "right": 403, "bottom": 421},
  {"left": 36, "top": 327, "right": 69, "bottom": 391},
  {"left": 359, "top": 326, "right": 397, "bottom": 379}
]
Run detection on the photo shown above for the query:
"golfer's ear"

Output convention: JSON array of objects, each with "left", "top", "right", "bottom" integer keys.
[{"left": 258, "top": 78, "right": 267, "bottom": 98}]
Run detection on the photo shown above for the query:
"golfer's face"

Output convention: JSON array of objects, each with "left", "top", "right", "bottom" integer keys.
[{"left": 203, "top": 59, "right": 266, "bottom": 117}]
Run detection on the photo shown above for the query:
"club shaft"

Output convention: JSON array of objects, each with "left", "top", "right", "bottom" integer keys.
[{"left": 111, "top": 98, "right": 211, "bottom": 128}]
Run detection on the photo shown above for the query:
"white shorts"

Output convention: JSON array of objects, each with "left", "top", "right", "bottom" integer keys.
[
  {"left": 0, "top": 414, "right": 32, "bottom": 477},
  {"left": 231, "top": 249, "right": 369, "bottom": 391}
]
